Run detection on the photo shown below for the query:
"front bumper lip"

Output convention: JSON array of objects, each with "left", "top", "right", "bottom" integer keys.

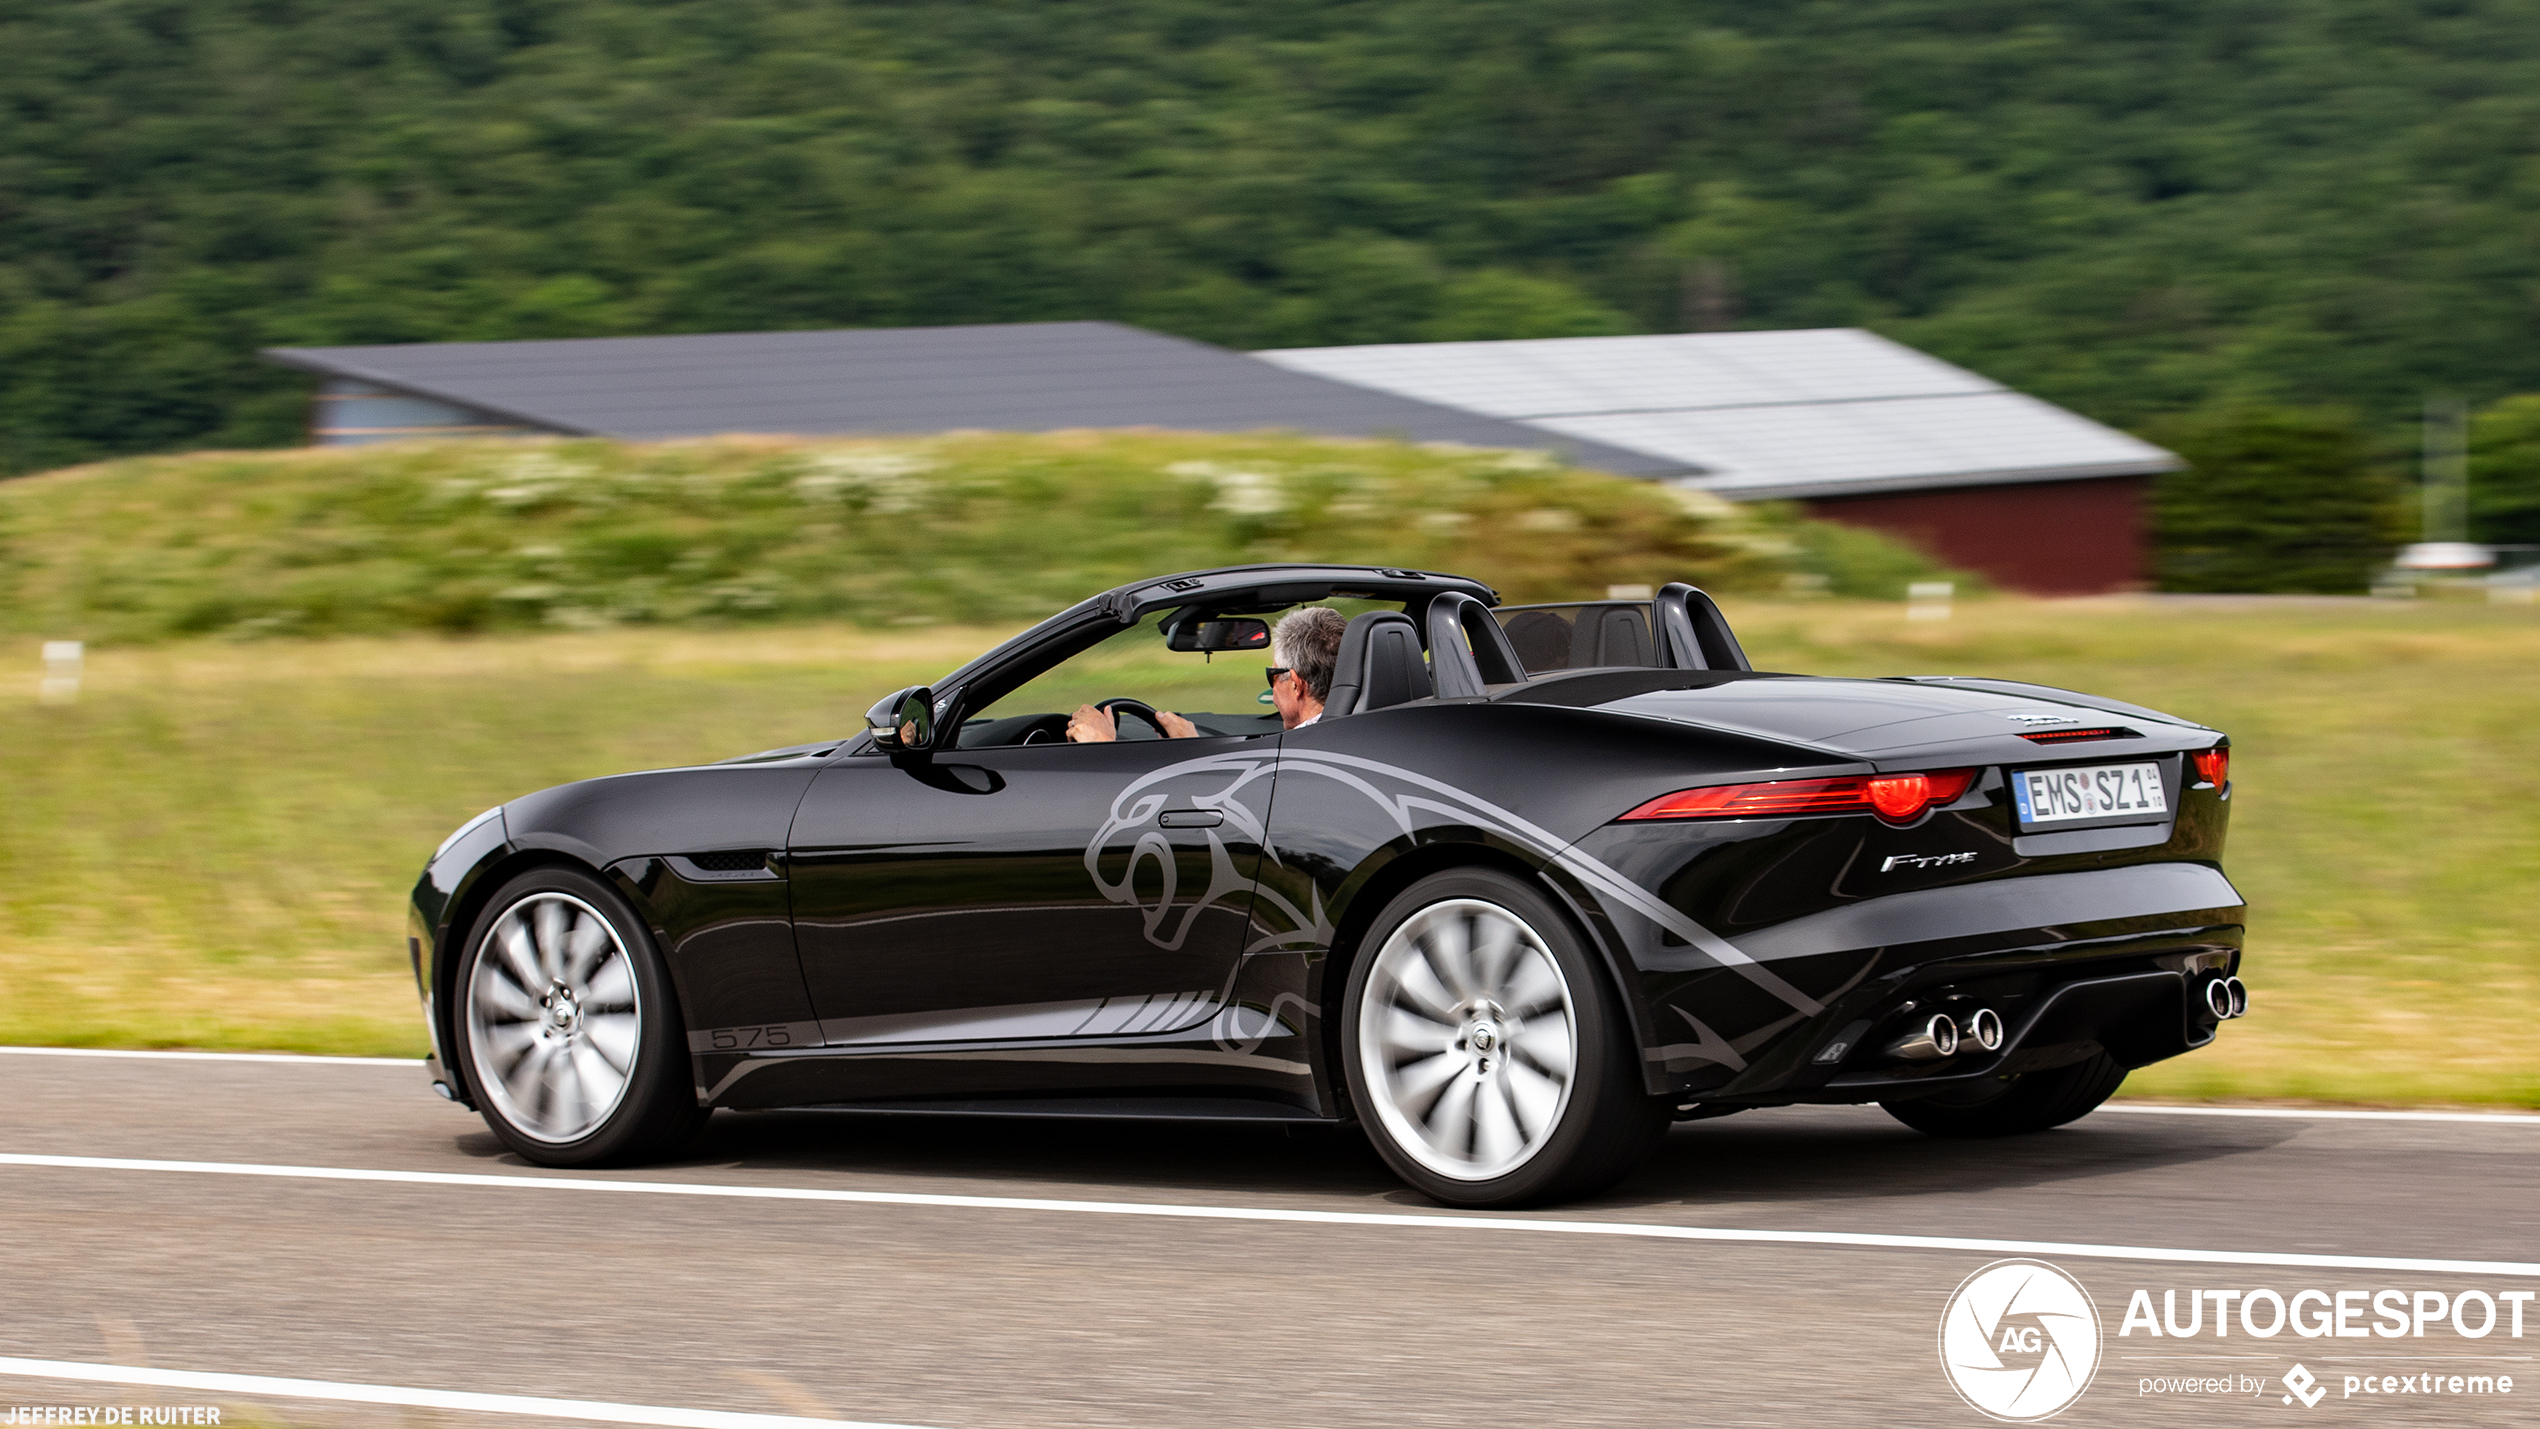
[
  {"left": 411, "top": 806, "right": 510, "bottom": 1111},
  {"left": 420, "top": 1022, "right": 465, "bottom": 1105},
  {"left": 424, "top": 1051, "right": 467, "bottom": 1105}
]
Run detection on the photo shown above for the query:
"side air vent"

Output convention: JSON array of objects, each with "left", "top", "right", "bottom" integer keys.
[
  {"left": 664, "top": 851, "right": 782, "bottom": 884},
  {"left": 2018, "top": 726, "right": 2139, "bottom": 745},
  {"left": 684, "top": 850, "right": 771, "bottom": 872}
]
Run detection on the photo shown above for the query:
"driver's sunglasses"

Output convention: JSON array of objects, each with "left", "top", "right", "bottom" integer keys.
[{"left": 1264, "top": 666, "right": 1290, "bottom": 687}]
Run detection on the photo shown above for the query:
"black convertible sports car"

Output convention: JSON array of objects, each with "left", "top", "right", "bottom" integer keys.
[{"left": 408, "top": 564, "right": 2245, "bottom": 1206}]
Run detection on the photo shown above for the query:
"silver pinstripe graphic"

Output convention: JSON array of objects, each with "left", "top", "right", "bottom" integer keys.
[
  {"left": 700, "top": 743, "right": 1811, "bottom": 1099},
  {"left": 1080, "top": 746, "right": 1825, "bottom": 1020},
  {"left": 1083, "top": 751, "right": 1280, "bottom": 952}
]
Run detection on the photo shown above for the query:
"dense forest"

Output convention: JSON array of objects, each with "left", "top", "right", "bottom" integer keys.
[{"left": 5, "top": 0, "right": 2540, "bottom": 531}]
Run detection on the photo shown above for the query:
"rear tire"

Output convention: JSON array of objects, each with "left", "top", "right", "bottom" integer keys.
[
  {"left": 1881, "top": 1052, "right": 2127, "bottom": 1139},
  {"left": 1339, "top": 869, "right": 1667, "bottom": 1208},
  {"left": 454, "top": 866, "right": 707, "bottom": 1166}
]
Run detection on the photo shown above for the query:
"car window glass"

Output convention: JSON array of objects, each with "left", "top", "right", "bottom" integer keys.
[
  {"left": 955, "top": 610, "right": 1277, "bottom": 746},
  {"left": 1495, "top": 602, "right": 1656, "bottom": 674}
]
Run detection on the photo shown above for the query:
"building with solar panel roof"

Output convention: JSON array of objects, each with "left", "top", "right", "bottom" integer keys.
[
  {"left": 268, "top": 322, "right": 2173, "bottom": 594},
  {"left": 262, "top": 321, "right": 1676, "bottom": 476},
  {"left": 1260, "top": 329, "right": 2177, "bottom": 595}
]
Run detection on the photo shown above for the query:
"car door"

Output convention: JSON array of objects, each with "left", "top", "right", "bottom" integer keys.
[{"left": 786, "top": 731, "right": 1279, "bottom": 1048}]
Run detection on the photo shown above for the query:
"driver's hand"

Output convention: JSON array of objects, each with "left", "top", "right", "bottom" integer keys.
[
  {"left": 1157, "top": 711, "right": 1199, "bottom": 739},
  {"left": 1067, "top": 704, "right": 1118, "bottom": 743}
]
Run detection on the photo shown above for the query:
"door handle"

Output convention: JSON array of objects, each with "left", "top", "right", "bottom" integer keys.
[{"left": 1157, "top": 809, "right": 1225, "bottom": 828}]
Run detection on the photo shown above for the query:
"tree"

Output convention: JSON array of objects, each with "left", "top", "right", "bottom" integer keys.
[
  {"left": 1424, "top": 271, "right": 1631, "bottom": 342},
  {"left": 2150, "top": 407, "right": 2399, "bottom": 593},
  {"left": 10, "top": 0, "right": 2540, "bottom": 475},
  {"left": 2470, "top": 395, "right": 2540, "bottom": 547}
]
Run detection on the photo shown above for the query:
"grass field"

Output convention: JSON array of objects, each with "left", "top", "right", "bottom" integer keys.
[
  {"left": 0, "top": 433, "right": 1950, "bottom": 646},
  {"left": 3, "top": 594, "right": 2534, "bottom": 1105}
]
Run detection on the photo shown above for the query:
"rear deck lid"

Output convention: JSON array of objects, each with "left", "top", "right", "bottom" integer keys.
[{"left": 1553, "top": 673, "right": 2203, "bottom": 759}]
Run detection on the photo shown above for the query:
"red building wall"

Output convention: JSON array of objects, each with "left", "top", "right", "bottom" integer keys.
[{"left": 1803, "top": 475, "right": 2151, "bottom": 595}]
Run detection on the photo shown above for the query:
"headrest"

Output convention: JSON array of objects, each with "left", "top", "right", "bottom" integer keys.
[
  {"left": 1502, "top": 610, "right": 1574, "bottom": 673},
  {"left": 1323, "top": 611, "right": 1432, "bottom": 718},
  {"left": 1570, "top": 604, "right": 1651, "bottom": 668}
]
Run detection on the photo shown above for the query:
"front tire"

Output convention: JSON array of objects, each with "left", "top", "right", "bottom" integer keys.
[
  {"left": 454, "top": 867, "right": 706, "bottom": 1165},
  {"left": 1881, "top": 1052, "right": 2127, "bottom": 1139},
  {"left": 1340, "top": 869, "right": 1667, "bottom": 1208}
]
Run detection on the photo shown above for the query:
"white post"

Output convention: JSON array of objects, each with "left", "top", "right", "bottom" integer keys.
[
  {"left": 2423, "top": 397, "right": 2469, "bottom": 545},
  {"left": 1907, "top": 581, "right": 1955, "bottom": 621},
  {"left": 40, "top": 640, "right": 83, "bottom": 705}
]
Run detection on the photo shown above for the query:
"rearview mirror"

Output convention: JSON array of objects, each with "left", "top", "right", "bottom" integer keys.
[
  {"left": 1165, "top": 616, "right": 1272, "bottom": 654},
  {"left": 866, "top": 685, "right": 936, "bottom": 753}
]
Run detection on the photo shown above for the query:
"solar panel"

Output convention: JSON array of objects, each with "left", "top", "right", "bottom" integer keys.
[
  {"left": 265, "top": 323, "right": 1687, "bottom": 476},
  {"left": 1261, "top": 329, "right": 2175, "bottom": 497}
]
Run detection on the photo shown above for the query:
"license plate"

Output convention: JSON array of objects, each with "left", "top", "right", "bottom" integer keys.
[{"left": 2011, "top": 761, "right": 2168, "bottom": 826}]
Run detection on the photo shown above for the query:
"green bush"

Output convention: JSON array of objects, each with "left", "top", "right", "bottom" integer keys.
[
  {"left": 1779, "top": 514, "right": 1991, "bottom": 602},
  {"left": 0, "top": 432, "right": 1960, "bottom": 645},
  {"left": 2150, "top": 407, "right": 2400, "bottom": 593}
]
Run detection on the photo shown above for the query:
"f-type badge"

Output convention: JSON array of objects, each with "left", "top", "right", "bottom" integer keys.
[{"left": 1883, "top": 851, "right": 1978, "bottom": 873}]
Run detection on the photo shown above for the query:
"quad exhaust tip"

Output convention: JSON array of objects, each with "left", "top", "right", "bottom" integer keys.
[
  {"left": 2205, "top": 976, "right": 2251, "bottom": 1020},
  {"left": 1887, "top": 1013, "right": 1960, "bottom": 1061},
  {"left": 1966, "top": 1006, "right": 2005, "bottom": 1053},
  {"left": 1884, "top": 1006, "right": 2004, "bottom": 1062},
  {"left": 1885, "top": 978, "right": 2238, "bottom": 1067}
]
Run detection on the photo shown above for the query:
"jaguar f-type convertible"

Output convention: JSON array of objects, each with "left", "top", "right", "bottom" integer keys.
[{"left": 408, "top": 564, "right": 2244, "bottom": 1206}]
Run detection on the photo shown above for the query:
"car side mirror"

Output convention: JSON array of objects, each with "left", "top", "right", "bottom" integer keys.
[
  {"left": 1164, "top": 616, "right": 1272, "bottom": 654},
  {"left": 867, "top": 685, "right": 936, "bottom": 754}
]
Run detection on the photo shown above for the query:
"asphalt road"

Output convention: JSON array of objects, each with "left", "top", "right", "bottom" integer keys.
[{"left": 3, "top": 1049, "right": 2536, "bottom": 1429}]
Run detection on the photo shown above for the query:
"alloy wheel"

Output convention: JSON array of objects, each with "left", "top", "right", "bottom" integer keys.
[
  {"left": 465, "top": 891, "right": 643, "bottom": 1144},
  {"left": 1356, "top": 897, "right": 1578, "bottom": 1181}
]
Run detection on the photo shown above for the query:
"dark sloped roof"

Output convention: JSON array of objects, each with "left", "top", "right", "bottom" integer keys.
[{"left": 264, "top": 322, "right": 1687, "bottom": 476}]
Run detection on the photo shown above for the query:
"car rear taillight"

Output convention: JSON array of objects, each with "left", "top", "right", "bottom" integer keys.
[
  {"left": 2193, "top": 747, "right": 2230, "bottom": 787},
  {"left": 1620, "top": 769, "right": 1978, "bottom": 826},
  {"left": 1865, "top": 770, "right": 1974, "bottom": 821}
]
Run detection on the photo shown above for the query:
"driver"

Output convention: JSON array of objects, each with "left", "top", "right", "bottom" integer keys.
[
  {"left": 1067, "top": 701, "right": 1198, "bottom": 742},
  {"left": 1264, "top": 605, "right": 1345, "bottom": 730},
  {"left": 1066, "top": 604, "right": 1347, "bottom": 741}
]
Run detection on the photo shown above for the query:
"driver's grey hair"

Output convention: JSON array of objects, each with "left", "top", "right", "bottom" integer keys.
[{"left": 1271, "top": 606, "right": 1348, "bottom": 702}]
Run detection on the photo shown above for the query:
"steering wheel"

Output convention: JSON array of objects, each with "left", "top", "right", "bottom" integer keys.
[{"left": 1095, "top": 697, "right": 1174, "bottom": 739}]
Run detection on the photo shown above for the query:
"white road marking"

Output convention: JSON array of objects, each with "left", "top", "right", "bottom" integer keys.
[
  {"left": 0, "top": 1356, "right": 935, "bottom": 1429},
  {"left": 10, "top": 1048, "right": 2531, "bottom": 1124},
  {"left": 3, "top": 1151, "right": 2532, "bottom": 1279},
  {"left": 0, "top": 1046, "right": 415, "bottom": 1067},
  {"left": 2103, "top": 1102, "right": 2540, "bottom": 1125}
]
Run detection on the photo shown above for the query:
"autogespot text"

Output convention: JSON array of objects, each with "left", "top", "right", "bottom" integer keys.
[
  {"left": 2121, "top": 1286, "right": 2526, "bottom": 1404},
  {"left": 2119, "top": 1286, "right": 2533, "bottom": 1340}
]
